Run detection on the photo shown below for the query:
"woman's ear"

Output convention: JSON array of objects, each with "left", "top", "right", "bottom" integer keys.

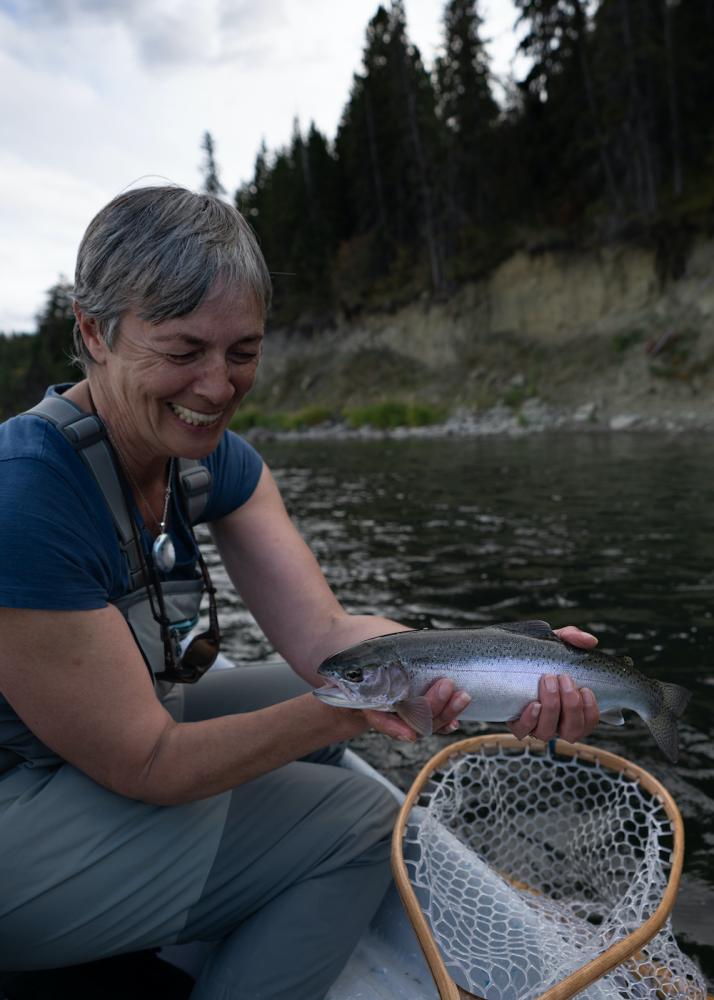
[{"left": 73, "top": 303, "right": 107, "bottom": 363}]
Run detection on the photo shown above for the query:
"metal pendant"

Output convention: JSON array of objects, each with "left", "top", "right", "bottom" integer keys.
[{"left": 152, "top": 532, "right": 176, "bottom": 573}]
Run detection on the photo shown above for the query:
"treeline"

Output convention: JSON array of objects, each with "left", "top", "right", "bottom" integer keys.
[
  {"left": 236, "top": 0, "right": 714, "bottom": 323},
  {"left": 0, "top": 282, "right": 76, "bottom": 418}
]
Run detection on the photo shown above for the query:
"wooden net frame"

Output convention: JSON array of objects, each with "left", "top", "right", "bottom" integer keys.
[{"left": 391, "top": 734, "right": 708, "bottom": 1000}]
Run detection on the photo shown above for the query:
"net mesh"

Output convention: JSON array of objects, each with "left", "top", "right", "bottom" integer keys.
[{"left": 402, "top": 740, "right": 706, "bottom": 1000}]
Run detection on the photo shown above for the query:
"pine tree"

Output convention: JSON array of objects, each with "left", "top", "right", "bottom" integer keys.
[
  {"left": 26, "top": 279, "right": 77, "bottom": 399},
  {"left": 335, "top": 4, "right": 444, "bottom": 296},
  {"left": 515, "top": 0, "right": 623, "bottom": 226},
  {"left": 200, "top": 131, "right": 226, "bottom": 197},
  {"left": 434, "top": 0, "right": 500, "bottom": 251}
]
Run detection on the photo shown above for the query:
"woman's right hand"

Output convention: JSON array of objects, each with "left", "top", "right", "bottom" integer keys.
[{"left": 362, "top": 678, "right": 471, "bottom": 742}]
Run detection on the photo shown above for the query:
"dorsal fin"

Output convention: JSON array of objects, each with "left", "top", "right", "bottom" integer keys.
[{"left": 493, "top": 620, "right": 557, "bottom": 641}]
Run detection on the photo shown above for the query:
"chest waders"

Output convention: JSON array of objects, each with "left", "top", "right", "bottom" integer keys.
[{"left": 25, "top": 395, "right": 212, "bottom": 688}]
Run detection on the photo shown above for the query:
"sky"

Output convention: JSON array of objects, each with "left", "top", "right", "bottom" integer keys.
[{"left": 0, "top": 0, "right": 524, "bottom": 334}]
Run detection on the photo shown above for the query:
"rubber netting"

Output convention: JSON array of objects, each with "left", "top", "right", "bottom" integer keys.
[{"left": 402, "top": 743, "right": 706, "bottom": 1000}]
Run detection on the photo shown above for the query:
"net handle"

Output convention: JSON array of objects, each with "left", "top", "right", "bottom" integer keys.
[{"left": 391, "top": 734, "right": 685, "bottom": 1000}]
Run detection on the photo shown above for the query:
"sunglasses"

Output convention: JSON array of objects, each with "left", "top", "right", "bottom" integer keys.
[{"left": 153, "top": 549, "right": 221, "bottom": 684}]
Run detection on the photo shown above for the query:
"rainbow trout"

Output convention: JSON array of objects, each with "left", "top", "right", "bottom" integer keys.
[{"left": 314, "top": 620, "right": 691, "bottom": 762}]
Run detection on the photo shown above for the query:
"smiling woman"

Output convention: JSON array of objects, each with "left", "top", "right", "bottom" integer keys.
[{"left": 0, "top": 185, "right": 599, "bottom": 1000}]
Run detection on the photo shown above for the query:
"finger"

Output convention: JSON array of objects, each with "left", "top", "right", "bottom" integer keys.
[
  {"left": 423, "top": 678, "right": 456, "bottom": 721},
  {"left": 554, "top": 625, "right": 598, "bottom": 649},
  {"left": 531, "top": 674, "right": 561, "bottom": 741},
  {"left": 555, "top": 674, "right": 585, "bottom": 743},
  {"left": 581, "top": 687, "right": 600, "bottom": 736},
  {"left": 436, "top": 719, "right": 461, "bottom": 735},
  {"left": 363, "top": 709, "right": 416, "bottom": 743},
  {"left": 508, "top": 700, "right": 542, "bottom": 739},
  {"left": 432, "top": 689, "right": 471, "bottom": 732}
]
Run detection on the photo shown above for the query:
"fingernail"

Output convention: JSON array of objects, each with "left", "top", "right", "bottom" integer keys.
[
  {"left": 447, "top": 720, "right": 460, "bottom": 733},
  {"left": 581, "top": 687, "right": 595, "bottom": 706},
  {"left": 437, "top": 680, "right": 452, "bottom": 698},
  {"left": 561, "top": 675, "right": 575, "bottom": 693},
  {"left": 531, "top": 701, "right": 542, "bottom": 717},
  {"left": 453, "top": 693, "right": 471, "bottom": 712},
  {"left": 545, "top": 675, "right": 558, "bottom": 694}
]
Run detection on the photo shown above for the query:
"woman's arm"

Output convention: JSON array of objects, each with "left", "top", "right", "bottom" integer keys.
[{"left": 0, "top": 604, "right": 370, "bottom": 805}]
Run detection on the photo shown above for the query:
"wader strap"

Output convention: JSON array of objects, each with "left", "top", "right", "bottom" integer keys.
[
  {"left": 25, "top": 396, "right": 213, "bottom": 591},
  {"left": 25, "top": 396, "right": 144, "bottom": 587},
  {"left": 177, "top": 458, "right": 212, "bottom": 524},
  {"left": 25, "top": 397, "right": 212, "bottom": 528}
]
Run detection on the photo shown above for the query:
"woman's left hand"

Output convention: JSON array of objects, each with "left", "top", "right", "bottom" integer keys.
[{"left": 508, "top": 626, "right": 600, "bottom": 743}]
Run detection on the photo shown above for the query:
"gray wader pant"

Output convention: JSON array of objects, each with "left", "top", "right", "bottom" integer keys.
[{"left": 0, "top": 664, "right": 397, "bottom": 1000}]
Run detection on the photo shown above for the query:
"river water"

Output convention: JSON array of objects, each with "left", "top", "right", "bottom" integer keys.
[{"left": 205, "top": 431, "right": 714, "bottom": 983}]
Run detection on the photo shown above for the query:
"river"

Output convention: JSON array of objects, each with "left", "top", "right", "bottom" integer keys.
[{"left": 204, "top": 431, "right": 714, "bottom": 984}]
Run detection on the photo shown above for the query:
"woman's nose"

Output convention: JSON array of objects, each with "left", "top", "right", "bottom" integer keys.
[{"left": 193, "top": 358, "right": 235, "bottom": 406}]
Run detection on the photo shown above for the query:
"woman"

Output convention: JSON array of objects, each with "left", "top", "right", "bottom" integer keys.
[{"left": 0, "top": 186, "right": 600, "bottom": 999}]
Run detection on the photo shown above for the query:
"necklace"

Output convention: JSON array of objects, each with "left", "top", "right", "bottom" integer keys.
[
  {"left": 115, "top": 441, "right": 176, "bottom": 573},
  {"left": 88, "top": 389, "right": 177, "bottom": 573}
]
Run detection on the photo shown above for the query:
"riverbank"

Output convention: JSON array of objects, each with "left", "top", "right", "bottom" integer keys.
[
  {"left": 245, "top": 236, "right": 714, "bottom": 437},
  {"left": 242, "top": 396, "right": 714, "bottom": 445}
]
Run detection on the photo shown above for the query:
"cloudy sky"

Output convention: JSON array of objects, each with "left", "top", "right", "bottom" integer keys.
[{"left": 0, "top": 0, "right": 522, "bottom": 333}]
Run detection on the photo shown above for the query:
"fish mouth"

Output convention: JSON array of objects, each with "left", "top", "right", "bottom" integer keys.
[
  {"left": 313, "top": 682, "right": 352, "bottom": 707},
  {"left": 313, "top": 682, "right": 388, "bottom": 712}
]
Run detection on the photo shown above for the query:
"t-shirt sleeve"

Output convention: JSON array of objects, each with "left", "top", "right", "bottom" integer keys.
[
  {"left": 0, "top": 454, "right": 116, "bottom": 611},
  {"left": 200, "top": 430, "right": 264, "bottom": 522}
]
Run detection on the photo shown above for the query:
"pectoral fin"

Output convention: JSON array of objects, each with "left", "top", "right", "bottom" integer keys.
[
  {"left": 395, "top": 697, "right": 433, "bottom": 737},
  {"left": 600, "top": 709, "right": 626, "bottom": 726}
]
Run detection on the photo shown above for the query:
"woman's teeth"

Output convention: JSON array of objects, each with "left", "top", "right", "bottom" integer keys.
[{"left": 169, "top": 403, "right": 221, "bottom": 427}]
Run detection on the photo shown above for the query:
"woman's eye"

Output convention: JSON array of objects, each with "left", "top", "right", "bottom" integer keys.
[{"left": 166, "top": 352, "right": 198, "bottom": 363}]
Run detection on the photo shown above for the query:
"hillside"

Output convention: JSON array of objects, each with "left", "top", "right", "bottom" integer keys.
[{"left": 248, "top": 237, "right": 714, "bottom": 434}]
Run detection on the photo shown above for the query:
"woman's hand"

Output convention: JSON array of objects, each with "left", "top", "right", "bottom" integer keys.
[
  {"left": 362, "top": 679, "right": 469, "bottom": 743},
  {"left": 508, "top": 625, "right": 600, "bottom": 743}
]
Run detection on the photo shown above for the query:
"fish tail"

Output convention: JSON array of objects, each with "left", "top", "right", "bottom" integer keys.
[
  {"left": 660, "top": 681, "right": 692, "bottom": 719},
  {"left": 645, "top": 682, "right": 692, "bottom": 764}
]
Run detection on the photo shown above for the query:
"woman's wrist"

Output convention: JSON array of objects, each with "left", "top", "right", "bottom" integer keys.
[{"left": 310, "top": 694, "right": 370, "bottom": 741}]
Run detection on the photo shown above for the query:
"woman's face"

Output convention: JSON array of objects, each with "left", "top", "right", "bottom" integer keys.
[{"left": 90, "top": 284, "right": 264, "bottom": 466}]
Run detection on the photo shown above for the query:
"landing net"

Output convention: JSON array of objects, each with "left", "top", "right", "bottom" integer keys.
[{"left": 394, "top": 736, "right": 707, "bottom": 1000}]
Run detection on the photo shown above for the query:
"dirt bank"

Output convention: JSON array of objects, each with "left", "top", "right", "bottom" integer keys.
[{"left": 251, "top": 238, "right": 714, "bottom": 432}]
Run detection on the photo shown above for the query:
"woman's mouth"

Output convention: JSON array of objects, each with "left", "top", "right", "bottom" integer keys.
[{"left": 168, "top": 402, "right": 223, "bottom": 428}]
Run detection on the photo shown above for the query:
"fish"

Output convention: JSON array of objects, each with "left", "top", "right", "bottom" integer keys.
[{"left": 314, "top": 620, "right": 692, "bottom": 762}]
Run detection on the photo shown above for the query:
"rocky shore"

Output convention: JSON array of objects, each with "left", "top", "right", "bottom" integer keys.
[{"left": 244, "top": 395, "right": 714, "bottom": 446}]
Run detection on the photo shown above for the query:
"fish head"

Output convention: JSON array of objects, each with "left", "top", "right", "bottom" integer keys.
[{"left": 315, "top": 645, "right": 410, "bottom": 710}]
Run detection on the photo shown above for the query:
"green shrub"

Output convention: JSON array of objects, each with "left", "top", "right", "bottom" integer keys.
[
  {"left": 229, "top": 405, "right": 262, "bottom": 431},
  {"left": 282, "top": 405, "right": 333, "bottom": 430},
  {"left": 343, "top": 400, "right": 445, "bottom": 429}
]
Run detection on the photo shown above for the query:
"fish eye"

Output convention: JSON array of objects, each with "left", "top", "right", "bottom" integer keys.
[{"left": 343, "top": 668, "right": 363, "bottom": 683}]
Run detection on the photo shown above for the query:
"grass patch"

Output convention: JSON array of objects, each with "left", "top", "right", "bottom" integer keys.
[
  {"left": 230, "top": 404, "right": 334, "bottom": 432},
  {"left": 343, "top": 400, "right": 445, "bottom": 429},
  {"left": 230, "top": 405, "right": 263, "bottom": 431},
  {"left": 281, "top": 405, "right": 334, "bottom": 430},
  {"left": 231, "top": 400, "right": 447, "bottom": 432}
]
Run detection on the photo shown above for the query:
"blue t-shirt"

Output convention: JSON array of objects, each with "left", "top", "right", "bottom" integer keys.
[
  {"left": 0, "top": 385, "right": 264, "bottom": 612},
  {"left": 0, "top": 385, "right": 264, "bottom": 764}
]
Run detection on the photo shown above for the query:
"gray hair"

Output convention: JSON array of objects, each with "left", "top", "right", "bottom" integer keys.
[{"left": 72, "top": 185, "right": 272, "bottom": 370}]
